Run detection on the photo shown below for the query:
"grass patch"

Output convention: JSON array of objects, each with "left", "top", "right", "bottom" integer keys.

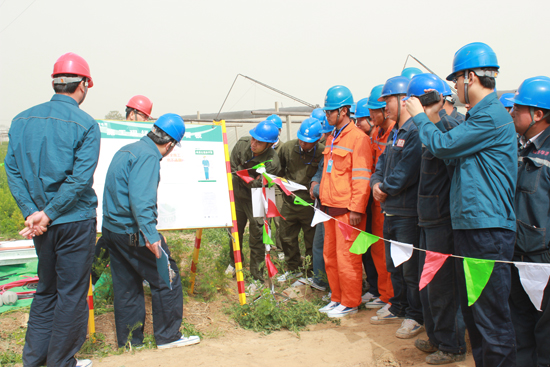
[{"left": 230, "top": 290, "right": 338, "bottom": 335}]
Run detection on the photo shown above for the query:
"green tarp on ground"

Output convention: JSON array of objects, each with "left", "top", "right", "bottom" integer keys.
[{"left": 0, "top": 260, "right": 38, "bottom": 314}]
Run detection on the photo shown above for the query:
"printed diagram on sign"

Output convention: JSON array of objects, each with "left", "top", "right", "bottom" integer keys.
[{"left": 197, "top": 149, "right": 216, "bottom": 182}]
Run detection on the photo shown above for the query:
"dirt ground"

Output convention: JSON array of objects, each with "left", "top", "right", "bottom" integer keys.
[{"left": 0, "top": 285, "right": 476, "bottom": 367}]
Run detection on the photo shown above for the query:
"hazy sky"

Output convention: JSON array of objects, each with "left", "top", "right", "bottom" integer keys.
[{"left": 1, "top": 0, "right": 548, "bottom": 129}]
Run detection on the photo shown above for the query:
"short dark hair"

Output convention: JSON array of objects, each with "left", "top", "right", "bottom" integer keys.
[
  {"left": 53, "top": 73, "right": 84, "bottom": 94},
  {"left": 148, "top": 126, "right": 176, "bottom": 145},
  {"left": 475, "top": 68, "right": 498, "bottom": 90},
  {"left": 125, "top": 107, "right": 134, "bottom": 119}
]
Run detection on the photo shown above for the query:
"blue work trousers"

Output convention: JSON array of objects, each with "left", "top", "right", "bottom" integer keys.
[
  {"left": 419, "top": 225, "right": 465, "bottom": 354},
  {"left": 103, "top": 228, "right": 183, "bottom": 348},
  {"left": 383, "top": 215, "right": 423, "bottom": 323},
  {"left": 454, "top": 228, "right": 516, "bottom": 367},
  {"left": 23, "top": 219, "right": 96, "bottom": 367},
  {"left": 312, "top": 223, "right": 328, "bottom": 288}
]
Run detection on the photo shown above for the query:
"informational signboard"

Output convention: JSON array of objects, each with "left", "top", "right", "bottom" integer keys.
[{"left": 94, "top": 120, "right": 233, "bottom": 231}]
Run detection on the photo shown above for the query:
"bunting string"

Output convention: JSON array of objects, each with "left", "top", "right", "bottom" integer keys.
[{"left": 233, "top": 161, "right": 550, "bottom": 309}]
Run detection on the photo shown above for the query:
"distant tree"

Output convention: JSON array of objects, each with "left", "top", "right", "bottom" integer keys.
[{"left": 105, "top": 111, "right": 124, "bottom": 120}]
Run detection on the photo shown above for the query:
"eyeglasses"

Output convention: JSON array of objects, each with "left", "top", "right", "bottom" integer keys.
[{"left": 452, "top": 73, "right": 465, "bottom": 84}]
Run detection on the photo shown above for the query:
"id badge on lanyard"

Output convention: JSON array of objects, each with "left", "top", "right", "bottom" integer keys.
[
  {"left": 327, "top": 123, "right": 348, "bottom": 174},
  {"left": 326, "top": 159, "right": 333, "bottom": 173}
]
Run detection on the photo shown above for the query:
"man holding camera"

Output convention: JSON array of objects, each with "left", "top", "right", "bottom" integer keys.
[{"left": 405, "top": 42, "right": 517, "bottom": 366}]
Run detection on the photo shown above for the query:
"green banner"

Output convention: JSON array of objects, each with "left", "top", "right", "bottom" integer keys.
[{"left": 463, "top": 257, "right": 495, "bottom": 306}]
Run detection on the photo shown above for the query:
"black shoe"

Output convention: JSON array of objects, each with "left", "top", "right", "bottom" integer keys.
[
  {"left": 426, "top": 350, "right": 466, "bottom": 365},
  {"left": 414, "top": 339, "right": 438, "bottom": 353}
]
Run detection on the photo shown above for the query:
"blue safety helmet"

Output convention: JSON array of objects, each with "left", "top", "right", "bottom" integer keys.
[
  {"left": 266, "top": 114, "right": 283, "bottom": 129},
  {"left": 153, "top": 113, "right": 185, "bottom": 146},
  {"left": 350, "top": 103, "right": 356, "bottom": 115},
  {"left": 379, "top": 76, "right": 410, "bottom": 101},
  {"left": 499, "top": 93, "right": 515, "bottom": 108},
  {"left": 441, "top": 80, "right": 453, "bottom": 97},
  {"left": 507, "top": 77, "right": 550, "bottom": 110},
  {"left": 322, "top": 85, "right": 354, "bottom": 111},
  {"left": 310, "top": 108, "right": 333, "bottom": 133},
  {"left": 403, "top": 73, "right": 446, "bottom": 101},
  {"left": 297, "top": 118, "right": 323, "bottom": 143},
  {"left": 250, "top": 120, "right": 279, "bottom": 143},
  {"left": 366, "top": 85, "right": 386, "bottom": 109},
  {"left": 446, "top": 42, "right": 499, "bottom": 81},
  {"left": 355, "top": 98, "right": 371, "bottom": 118},
  {"left": 401, "top": 67, "right": 423, "bottom": 80}
]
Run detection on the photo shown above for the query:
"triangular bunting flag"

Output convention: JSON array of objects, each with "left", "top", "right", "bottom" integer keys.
[
  {"left": 463, "top": 257, "right": 495, "bottom": 306},
  {"left": 272, "top": 178, "right": 292, "bottom": 195},
  {"left": 266, "top": 199, "right": 285, "bottom": 219},
  {"left": 293, "top": 196, "right": 311, "bottom": 207},
  {"left": 311, "top": 208, "right": 332, "bottom": 227},
  {"left": 252, "top": 160, "right": 272, "bottom": 170},
  {"left": 419, "top": 251, "right": 450, "bottom": 290},
  {"left": 265, "top": 254, "right": 279, "bottom": 278},
  {"left": 390, "top": 240, "right": 413, "bottom": 267},
  {"left": 262, "top": 223, "right": 274, "bottom": 245},
  {"left": 236, "top": 169, "right": 254, "bottom": 183},
  {"left": 263, "top": 173, "right": 307, "bottom": 192},
  {"left": 337, "top": 221, "right": 357, "bottom": 241},
  {"left": 515, "top": 262, "right": 550, "bottom": 311},
  {"left": 349, "top": 231, "right": 380, "bottom": 255}
]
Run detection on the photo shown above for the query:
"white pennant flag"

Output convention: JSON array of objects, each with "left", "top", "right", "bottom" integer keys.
[
  {"left": 390, "top": 240, "right": 414, "bottom": 267},
  {"left": 311, "top": 200, "right": 332, "bottom": 227},
  {"left": 515, "top": 262, "right": 550, "bottom": 311},
  {"left": 264, "top": 173, "right": 307, "bottom": 192},
  {"left": 251, "top": 186, "right": 276, "bottom": 218}
]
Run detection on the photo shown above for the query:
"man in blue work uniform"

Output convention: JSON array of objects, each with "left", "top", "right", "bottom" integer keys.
[
  {"left": 405, "top": 42, "right": 517, "bottom": 366},
  {"left": 509, "top": 76, "right": 550, "bottom": 367},
  {"left": 102, "top": 113, "right": 200, "bottom": 350},
  {"left": 370, "top": 76, "right": 423, "bottom": 339},
  {"left": 5, "top": 52, "right": 98, "bottom": 367},
  {"left": 405, "top": 74, "right": 466, "bottom": 364}
]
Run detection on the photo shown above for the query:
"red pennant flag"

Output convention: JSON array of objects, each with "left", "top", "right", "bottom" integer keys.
[
  {"left": 337, "top": 221, "right": 358, "bottom": 241},
  {"left": 236, "top": 169, "right": 254, "bottom": 183},
  {"left": 266, "top": 199, "right": 285, "bottom": 219},
  {"left": 265, "top": 254, "right": 279, "bottom": 278},
  {"left": 272, "top": 178, "right": 292, "bottom": 196},
  {"left": 419, "top": 251, "right": 450, "bottom": 290}
]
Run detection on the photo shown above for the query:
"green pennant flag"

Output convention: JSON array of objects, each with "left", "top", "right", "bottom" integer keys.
[
  {"left": 349, "top": 231, "right": 380, "bottom": 255},
  {"left": 262, "top": 224, "right": 274, "bottom": 245},
  {"left": 293, "top": 196, "right": 311, "bottom": 207},
  {"left": 252, "top": 160, "right": 272, "bottom": 170},
  {"left": 261, "top": 172, "right": 276, "bottom": 187},
  {"left": 0, "top": 163, "right": 3, "bottom": 167},
  {"left": 463, "top": 257, "right": 495, "bottom": 306}
]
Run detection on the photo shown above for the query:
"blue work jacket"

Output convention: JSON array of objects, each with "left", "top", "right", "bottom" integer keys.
[
  {"left": 370, "top": 117, "right": 422, "bottom": 217},
  {"left": 515, "top": 127, "right": 550, "bottom": 263},
  {"left": 412, "top": 92, "right": 517, "bottom": 231},
  {"left": 102, "top": 136, "right": 162, "bottom": 246},
  {"left": 417, "top": 109, "right": 463, "bottom": 227},
  {"left": 4, "top": 94, "right": 100, "bottom": 225}
]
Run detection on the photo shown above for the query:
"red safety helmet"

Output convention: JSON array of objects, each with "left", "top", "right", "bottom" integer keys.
[
  {"left": 51, "top": 52, "right": 93, "bottom": 87},
  {"left": 126, "top": 95, "right": 153, "bottom": 117}
]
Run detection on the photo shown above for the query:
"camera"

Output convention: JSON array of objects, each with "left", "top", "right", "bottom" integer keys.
[{"left": 417, "top": 90, "right": 441, "bottom": 106}]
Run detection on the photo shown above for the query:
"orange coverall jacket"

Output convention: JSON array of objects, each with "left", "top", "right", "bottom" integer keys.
[{"left": 320, "top": 123, "right": 372, "bottom": 212}]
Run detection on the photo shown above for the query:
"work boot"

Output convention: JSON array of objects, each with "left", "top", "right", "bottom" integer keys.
[
  {"left": 426, "top": 350, "right": 466, "bottom": 365},
  {"left": 395, "top": 318, "right": 424, "bottom": 339},
  {"left": 415, "top": 339, "right": 438, "bottom": 353}
]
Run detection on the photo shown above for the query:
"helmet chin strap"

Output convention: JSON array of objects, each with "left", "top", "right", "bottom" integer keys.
[
  {"left": 463, "top": 71, "right": 470, "bottom": 105},
  {"left": 520, "top": 107, "right": 550, "bottom": 149},
  {"left": 396, "top": 95, "right": 402, "bottom": 124}
]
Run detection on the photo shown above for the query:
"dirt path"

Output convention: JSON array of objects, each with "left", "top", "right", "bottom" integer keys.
[{"left": 91, "top": 307, "right": 475, "bottom": 367}]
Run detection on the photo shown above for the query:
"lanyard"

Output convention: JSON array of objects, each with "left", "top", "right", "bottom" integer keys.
[
  {"left": 299, "top": 144, "right": 317, "bottom": 165},
  {"left": 330, "top": 123, "right": 349, "bottom": 158},
  {"left": 391, "top": 128, "right": 399, "bottom": 147}
]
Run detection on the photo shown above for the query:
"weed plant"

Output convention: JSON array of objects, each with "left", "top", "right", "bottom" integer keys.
[
  {"left": 0, "top": 144, "right": 25, "bottom": 240},
  {"left": 230, "top": 291, "right": 338, "bottom": 335}
]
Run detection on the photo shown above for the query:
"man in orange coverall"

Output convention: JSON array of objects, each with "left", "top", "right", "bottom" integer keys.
[
  {"left": 317, "top": 85, "right": 373, "bottom": 318},
  {"left": 364, "top": 85, "right": 395, "bottom": 312}
]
